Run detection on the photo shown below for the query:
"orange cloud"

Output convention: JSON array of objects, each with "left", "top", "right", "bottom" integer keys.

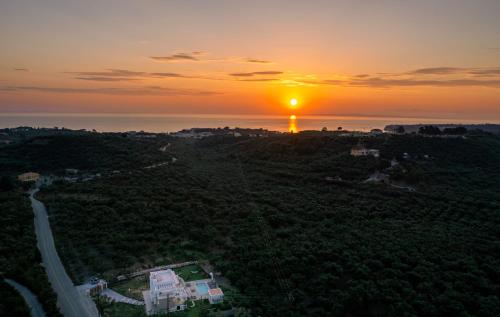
[
  {"left": 229, "top": 71, "right": 283, "bottom": 77},
  {"left": 150, "top": 51, "right": 273, "bottom": 64},
  {"left": 2, "top": 85, "right": 221, "bottom": 96}
]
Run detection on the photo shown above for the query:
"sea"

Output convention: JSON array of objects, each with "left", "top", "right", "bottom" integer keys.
[{"left": 0, "top": 113, "right": 497, "bottom": 133}]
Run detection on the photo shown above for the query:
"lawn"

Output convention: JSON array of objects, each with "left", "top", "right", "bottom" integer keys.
[
  {"left": 169, "top": 300, "right": 213, "bottom": 317},
  {"left": 111, "top": 276, "right": 148, "bottom": 301},
  {"left": 174, "top": 264, "right": 209, "bottom": 282},
  {"left": 102, "top": 299, "right": 230, "bottom": 317},
  {"left": 102, "top": 302, "right": 147, "bottom": 317}
]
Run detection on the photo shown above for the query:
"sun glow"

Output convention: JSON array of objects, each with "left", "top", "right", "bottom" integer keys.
[{"left": 290, "top": 98, "right": 298, "bottom": 107}]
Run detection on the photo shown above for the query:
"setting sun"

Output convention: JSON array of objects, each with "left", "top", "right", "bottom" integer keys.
[{"left": 290, "top": 98, "right": 298, "bottom": 107}]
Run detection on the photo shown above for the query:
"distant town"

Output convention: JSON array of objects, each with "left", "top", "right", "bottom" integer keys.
[{"left": 2, "top": 123, "right": 499, "bottom": 147}]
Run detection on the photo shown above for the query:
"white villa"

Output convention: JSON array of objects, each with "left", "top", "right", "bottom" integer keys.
[
  {"left": 144, "top": 267, "right": 225, "bottom": 315},
  {"left": 149, "top": 269, "right": 189, "bottom": 312}
]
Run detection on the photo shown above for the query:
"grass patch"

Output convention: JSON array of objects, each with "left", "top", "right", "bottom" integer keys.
[
  {"left": 174, "top": 265, "right": 209, "bottom": 282},
  {"left": 101, "top": 299, "right": 230, "bottom": 317},
  {"left": 102, "top": 302, "right": 148, "bottom": 317},
  {"left": 169, "top": 299, "right": 212, "bottom": 317},
  {"left": 111, "top": 276, "right": 148, "bottom": 301}
]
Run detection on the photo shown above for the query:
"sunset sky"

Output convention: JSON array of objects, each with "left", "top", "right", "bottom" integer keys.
[{"left": 1, "top": 0, "right": 499, "bottom": 119}]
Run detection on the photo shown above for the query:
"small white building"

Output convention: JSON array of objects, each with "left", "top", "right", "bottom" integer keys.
[
  {"left": 208, "top": 288, "right": 224, "bottom": 304},
  {"left": 350, "top": 146, "right": 380, "bottom": 158},
  {"left": 149, "top": 269, "right": 188, "bottom": 312},
  {"left": 17, "top": 172, "right": 40, "bottom": 183},
  {"left": 65, "top": 168, "right": 78, "bottom": 175},
  {"left": 87, "top": 279, "right": 108, "bottom": 297}
]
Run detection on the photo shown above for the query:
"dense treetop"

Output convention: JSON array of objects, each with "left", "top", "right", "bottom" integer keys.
[{"left": 1, "top": 130, "right": 499, "bottom": 316}]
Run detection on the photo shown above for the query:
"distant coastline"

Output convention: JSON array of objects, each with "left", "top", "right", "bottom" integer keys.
[
  {"left": 385, "top": 123, "right": 500, "bottom": 134},
  {"left": 1, "top": 113, "right": 499, "bottom": 134},
  {"left": 2, "top": 111, "right": 499, "bottom": 121}
]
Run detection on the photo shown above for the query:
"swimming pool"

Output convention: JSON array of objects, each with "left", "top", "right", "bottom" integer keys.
[{"left": 196, "top": 282, "right": 209, "bottom": 296}]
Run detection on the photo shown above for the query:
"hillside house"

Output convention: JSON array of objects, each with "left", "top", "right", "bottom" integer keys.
[
  {"left": 149, "top": 269, "right": 188, "bottom": 312},
  {"left": 350, "top": 146, "right": 380, "bottom": 158},
  {"left": 17, "top": 172, "right": 40, "bottom": 183},
  {"left": 65, "top": 168, "right": 78, "bottom": 175},
  {"left": 171, "top": 128, "right": 214, "bottom": 139}
]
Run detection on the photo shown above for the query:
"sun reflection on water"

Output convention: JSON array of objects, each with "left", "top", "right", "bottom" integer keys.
[{"left": 288, "top": 114, "right": 298, "bottom": 133}]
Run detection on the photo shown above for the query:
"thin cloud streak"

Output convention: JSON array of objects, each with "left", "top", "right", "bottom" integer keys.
[
  {"left": 410, "top": 67, "right": 463, "bottom": 75},
  {"left": 468, "top": 68, "right": 500, "bottom": 76},
  {"left": 70, "top": 68, "right": 284, "bottom": 82},
  {"left": 306, "top": 66, "right": 500, "bottom": 88},
  {"left": 74, "top": 77, "right": 140, "bottom": 82},
  {"left": 151, "top": 51, "right": 273, "bottom": 64},
  {"left": 408, "top": 66, "right": 500, "bottom": 76},
  {"left": 229, "top": 71, "right": 283, "bottom": 77},
  {"left": 245, "top": 58, "right": 273, "bottom": 64},
  {"left": 150, "top": 72, "right": 186, "bottom": 78},
  {"left": 311, "top": 77, "right": 500, "bottom": 88},
  {"left": 350, "top": 77, "right": 500, "bottom": 88},
  {"left": 151, "top": 53, "right": 199, "bottom": 62},
  {"left": 69, "top": 69, "right": 191, "bottom": 81},
  {"left": 236, "top": 78, "right": 278, "bottom": 82},
  {"left": 68, "top": 69, "right": 146, "bottom": 81},
  {"left": 2, "top": 85, "right": 221, "bottom": 96}
]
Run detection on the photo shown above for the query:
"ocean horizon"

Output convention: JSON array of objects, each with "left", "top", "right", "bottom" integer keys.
[{"left": 1, "top": 112, "right": 498, "bottom": 133}]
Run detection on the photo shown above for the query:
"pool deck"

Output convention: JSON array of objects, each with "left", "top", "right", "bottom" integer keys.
[{"left": 184, "top": 278, "right": 213, "bottom": 300}]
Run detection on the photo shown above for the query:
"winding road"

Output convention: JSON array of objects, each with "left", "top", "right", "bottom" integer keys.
[
  {"left": 30, "top": 188, "right": 98, "bottom": 317},
  {"left": 5, "top": 279, "right": 47, "bottom": 317}
]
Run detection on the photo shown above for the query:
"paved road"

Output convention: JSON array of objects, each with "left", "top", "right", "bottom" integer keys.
[
  {"left": 30, "top": 188, "right": 99, "bottom": 317},
  {"left": 5, "top": 279, "right": 47, "bottom": 317}
]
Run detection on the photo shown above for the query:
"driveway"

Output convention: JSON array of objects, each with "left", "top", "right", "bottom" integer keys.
[
  {"left": 77, "top": 283, "right": 144, "bottom": 306},
  {"left": 102, "top": 288, "right": 144, "bottom": 305}
]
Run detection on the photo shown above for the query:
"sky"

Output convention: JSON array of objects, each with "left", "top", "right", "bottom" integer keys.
[{"left": 1, "top": 0, "right": 499, "bottom": 119}]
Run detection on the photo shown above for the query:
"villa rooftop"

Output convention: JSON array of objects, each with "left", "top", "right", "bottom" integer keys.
[{"left": 150, "top": 269, "right": 178, "bottom": 284}]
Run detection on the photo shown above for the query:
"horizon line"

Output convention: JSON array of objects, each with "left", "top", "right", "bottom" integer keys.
[{"left": 1, "top": 111, "right": 499, "bottom": 122}]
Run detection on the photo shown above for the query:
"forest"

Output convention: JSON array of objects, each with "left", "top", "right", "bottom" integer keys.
[{"left": 1, "top": 130, "right": 499, "bottom": 316}]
